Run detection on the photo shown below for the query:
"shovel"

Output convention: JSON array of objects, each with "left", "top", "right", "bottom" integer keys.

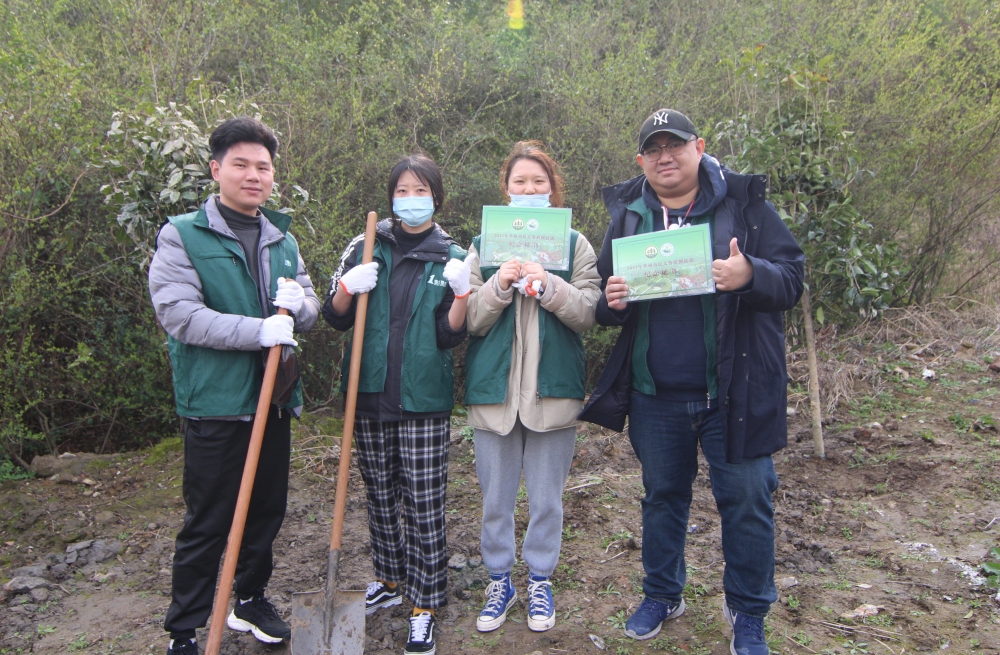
[
  {"left": 290, "top": 211, "right": 379, "bottom": 655},
  {"left": 203, "top": 303, "right": 293, "bottom": 655}
]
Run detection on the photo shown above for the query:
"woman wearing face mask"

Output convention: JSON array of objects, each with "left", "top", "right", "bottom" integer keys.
[
  {"left": 464, "top": 141, "right": 601, "bottom": 634},
  {"left": 323, "top": 154, "right": 470, "bottom": 655}
]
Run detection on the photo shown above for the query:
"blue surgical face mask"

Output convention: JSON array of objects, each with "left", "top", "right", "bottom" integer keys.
[
  {"left": 509, "top": 193, "right": 551, "bottom": 208},
  {"left": 393, "top": 195, "right": 435, "bottom": 227}
]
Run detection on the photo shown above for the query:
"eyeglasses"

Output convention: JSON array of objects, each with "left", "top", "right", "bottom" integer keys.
[{"left": 640, "top": 139, "right": 693, "bottom": 161}]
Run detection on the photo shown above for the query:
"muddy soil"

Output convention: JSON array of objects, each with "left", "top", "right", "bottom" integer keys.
[{"left": 4, "top": 338, "right": 1000, "bottom": 655}]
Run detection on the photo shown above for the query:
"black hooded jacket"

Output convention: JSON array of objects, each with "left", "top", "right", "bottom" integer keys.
[{"left": 579, "top": 162, "right": 805, "bottom": 463}]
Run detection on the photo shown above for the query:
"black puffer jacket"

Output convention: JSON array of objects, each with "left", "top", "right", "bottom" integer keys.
[{"left": 579, "top": 165, "right": 805, "bottom": 463}]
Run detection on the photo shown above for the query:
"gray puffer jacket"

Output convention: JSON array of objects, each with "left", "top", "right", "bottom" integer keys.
[{"left": 149, "top": 195, "right": 321, "bottom": 351}]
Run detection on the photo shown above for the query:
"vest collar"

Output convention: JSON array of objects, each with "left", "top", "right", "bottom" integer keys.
[{"left": 199, "top": 195, "right": 290, "bottom": 247}]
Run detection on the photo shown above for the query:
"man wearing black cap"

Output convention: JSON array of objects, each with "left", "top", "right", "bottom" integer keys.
[{"left": 580, "top": 109, "right": 804, "bottom": 655}]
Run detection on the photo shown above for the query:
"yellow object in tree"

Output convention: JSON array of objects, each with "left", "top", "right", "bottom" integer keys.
[{"left": 507, "top": 0, "right": 524, "bottom": 29}]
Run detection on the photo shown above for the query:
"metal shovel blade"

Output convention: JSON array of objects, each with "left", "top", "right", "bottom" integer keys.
[{"left": 290, "top": 589, "right": 366, "bottom": 655}]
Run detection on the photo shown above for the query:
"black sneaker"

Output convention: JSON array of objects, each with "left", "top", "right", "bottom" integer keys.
[
  {"left": 365, "top": 580, "right": 403, "bottom": 615},
  {"left": 166, "top": 638, "right": 198, "bottom": 655},
  {"left": 227, "top": 595, "right": 290, "bottom": 643},
  {"left": 404, "top": 612, "right": 436, "bottom": 655}
]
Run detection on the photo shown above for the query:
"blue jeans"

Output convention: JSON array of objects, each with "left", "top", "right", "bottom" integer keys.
[{"left": 628, "top": 393, "right": 779, "bottom": 617}]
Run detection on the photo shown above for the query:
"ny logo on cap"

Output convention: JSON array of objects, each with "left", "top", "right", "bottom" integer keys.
[{"left": 653, "top": 111, "right": 670, "bottom": 126}]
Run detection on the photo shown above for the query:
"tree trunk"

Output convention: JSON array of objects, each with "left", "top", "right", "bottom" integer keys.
[{"left": 800, "top": 286, "right": 825, "bottom": 458}]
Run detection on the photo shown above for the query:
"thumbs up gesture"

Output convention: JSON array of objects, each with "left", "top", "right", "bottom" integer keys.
[{"left": 712, "top": 237, "right": 753, "bottom": 291}]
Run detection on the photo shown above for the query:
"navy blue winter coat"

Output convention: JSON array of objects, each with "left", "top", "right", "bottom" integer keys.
[{"left": 579, "top": 166, "right": 805, "bottom": 463}]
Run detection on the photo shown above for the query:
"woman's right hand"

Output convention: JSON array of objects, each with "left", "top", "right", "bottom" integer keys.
[
  {"left": 605, "top": 275, "right": 630, "bottom": 310},
  {"left": 496, "top": 259, "right": 521, "bottom": 291}
]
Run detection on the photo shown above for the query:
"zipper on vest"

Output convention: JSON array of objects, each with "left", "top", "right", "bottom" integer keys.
[
  {"left": 278, "top": 407, "right": 282, "bottom": 418},
  {"left": 706, "top": 393, "right": 711, "bottom": 410},
  {"left": 536, "top": 391, "right": 541, "bottom": 406}
]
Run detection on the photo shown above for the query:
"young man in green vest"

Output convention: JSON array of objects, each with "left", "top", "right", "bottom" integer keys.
[{"left": 148, "top": 117, "right": 321, "bottom": 655}]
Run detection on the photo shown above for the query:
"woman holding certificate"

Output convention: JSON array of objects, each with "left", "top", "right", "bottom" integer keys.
[
  {"left": 323, "top": 154, "right": 470, "bottom": 655},
  {"left": 464, "top": 141, "right": 601, "bottom": 633}
]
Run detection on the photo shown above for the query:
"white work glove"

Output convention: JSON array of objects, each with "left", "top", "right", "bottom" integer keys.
[
  {"left": 273, "top": 277, "right": 305, "bottom": 314},
  {"left": 338, "top": 262, "right": 379, "bottom": 295},
  {"left": 259, "top": 314, "right": 297, "bottom": 348},
  {"left": 512, "top": 276, "right": 544, "bottom": 297},
  {"left": 442, "top": 257, "right": 472, "bottom": 298}
]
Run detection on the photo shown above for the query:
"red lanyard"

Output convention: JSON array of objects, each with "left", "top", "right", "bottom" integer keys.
[{"left": 664, "top": 199, "right": 696, "bottom": 230}]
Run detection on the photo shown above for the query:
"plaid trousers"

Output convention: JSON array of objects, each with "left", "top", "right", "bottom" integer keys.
[{"left": 354, "top": 416, "right": 450, "bottom": 608}]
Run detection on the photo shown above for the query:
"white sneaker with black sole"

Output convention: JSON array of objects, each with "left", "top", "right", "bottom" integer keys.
[
  {"left": 365, "top": 580, "right": 403, "bottom": 615},
  {"left": 404, "top": 612, "right": 436, "bottom": 655}
]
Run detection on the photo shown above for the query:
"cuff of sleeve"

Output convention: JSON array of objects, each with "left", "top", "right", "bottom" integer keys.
[
  {"left": 538, "top": 273, "right": 568, "bottom": 312},
  {"left": 485, "top": 274, "right": 515, "bottom": 308}
]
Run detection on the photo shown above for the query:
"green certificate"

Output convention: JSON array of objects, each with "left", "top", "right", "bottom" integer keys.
[
  {"left": 612, "top": 224, "right": 716, "bottom": 301},
  {"left": 480, "top": 206, "right": 572, "bottom": 271}
]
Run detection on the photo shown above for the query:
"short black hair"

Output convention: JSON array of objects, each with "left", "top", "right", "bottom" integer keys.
[
  {"left": 387, "top": 154, "right": 445, "bottom": 217},
  {"left": 209, "top": 117, "right": 279, "bottom": 163}
]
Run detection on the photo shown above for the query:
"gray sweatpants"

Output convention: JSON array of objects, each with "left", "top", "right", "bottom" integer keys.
[{"left": 474, "top": 418, "right": 577, "bottom": 577}]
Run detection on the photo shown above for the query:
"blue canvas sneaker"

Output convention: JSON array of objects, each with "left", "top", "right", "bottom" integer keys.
[
  {"left": 624, "top": 597, "right": 685, "bottom": 640},
  {"left": 476, "top": 572, "right": 517, "bottom": 632},
  {"left": 723, "top": 603, "right": 769, "bottom": 655},
  {"left": 526, "top": 573, "right": 555, "bottom": 632}
]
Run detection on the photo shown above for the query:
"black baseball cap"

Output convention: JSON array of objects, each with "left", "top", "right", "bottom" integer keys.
[{"left": 637, "top": 109, "right": 698, "bottom": 153}]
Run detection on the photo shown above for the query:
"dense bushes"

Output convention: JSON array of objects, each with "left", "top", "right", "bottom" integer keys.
[{"left": 1, "top": 0, "right": 998, "bottom": 463}]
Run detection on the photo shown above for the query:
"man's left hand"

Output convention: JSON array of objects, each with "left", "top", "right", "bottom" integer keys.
[
  {"left": 274, "top": 277, "right": 306, "bottom": 314},
  {"left": 712, "top": 238, "right": 753, "bottom": 291}
]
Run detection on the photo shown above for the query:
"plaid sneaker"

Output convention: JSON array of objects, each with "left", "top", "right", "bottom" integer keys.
[
  {"left": 227, "top": 595, "right": 290, "bottom": 643},
  {"left": 365, "top": 580, "right": 403, "bottom": 615}
]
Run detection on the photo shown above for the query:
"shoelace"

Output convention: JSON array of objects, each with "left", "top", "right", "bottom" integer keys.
[
  {"left": 246, "top": 596, "right": 280, "bottom": 620},
  {"left": 409, "top": 612, "right": 433, "bottom": 642},
  {"left": 735, "top": 613, "right": 765, "bottom": 641},
  {"left": 526, "top": 579, "right": 552, "bottom": 614},
  {"left": 635, "top": 597, "right": 666, "bottom": 617},
  {"left": 482, "top": 579, "right": 510, "bottom": 613},
  {"left": 366, "top": 580, "right": 385, "bottom": 596}
]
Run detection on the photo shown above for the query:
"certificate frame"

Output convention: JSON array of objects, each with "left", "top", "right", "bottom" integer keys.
[
  {"left": 479, "top": 206, "right": 572, "bottom": 271},
  {"left": 611, "top": 224, "right": 716, "bottom": 301}
]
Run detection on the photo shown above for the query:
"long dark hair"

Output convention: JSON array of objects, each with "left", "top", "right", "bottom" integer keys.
[
  {"left": 499, "top": 140, "right": 565, "bottom": 208},
  {"left": 387, "top": 154, "right": 445, "bottom": 224}
]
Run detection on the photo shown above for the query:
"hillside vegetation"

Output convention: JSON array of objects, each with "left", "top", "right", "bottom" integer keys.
[{"left": 1, "top": 0, "right": 998, "bottom": 462}]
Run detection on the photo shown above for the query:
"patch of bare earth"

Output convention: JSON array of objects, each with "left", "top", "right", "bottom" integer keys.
[{"left": 3, "top": 304, "right": 1000, "bottom": 655}]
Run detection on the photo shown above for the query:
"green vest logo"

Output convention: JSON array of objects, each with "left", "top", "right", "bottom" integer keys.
[
  {"left": 512, "top": 219, "right": 525, "bottom": 230},
  {"left": 644, "top": 246, "right": 658, "bottom": 258}
]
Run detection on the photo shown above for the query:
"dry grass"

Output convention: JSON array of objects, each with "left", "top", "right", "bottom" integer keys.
[{"left": 789, "top": 299, "right": 1000, "bottom": 413}]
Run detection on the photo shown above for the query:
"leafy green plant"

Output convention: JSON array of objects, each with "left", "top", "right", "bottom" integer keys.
[
  {"left": 606, "top": 609, "right": 629, "bottom": 630},
  {"left": 980, "top": 546, "right": 1000, "bottom": 589}
]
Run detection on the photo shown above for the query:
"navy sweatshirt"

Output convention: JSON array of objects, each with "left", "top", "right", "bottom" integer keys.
[{"left": 642, "top": 158, "right": 728, "bottom": 400}]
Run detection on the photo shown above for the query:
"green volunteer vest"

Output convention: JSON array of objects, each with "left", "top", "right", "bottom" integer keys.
[
  {"left": 626, "top": 197, "right": 718, "bottom": 398},
  {"left": 340, "top": 239, "right": 467, "bottom": 413},
  {"left": 464, "top": 231, "right": 586, "bottom": 405},
  {"left": 166, "top": 206, "right": 302, "bottom": 417}
]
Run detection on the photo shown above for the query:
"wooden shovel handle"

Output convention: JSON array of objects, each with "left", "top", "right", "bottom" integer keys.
[
  {"left": 204, "top": 307, "right": 290, "bottom": 655},
  {"left": 330, "top": 211, "right": 378, "bottom": 553}
]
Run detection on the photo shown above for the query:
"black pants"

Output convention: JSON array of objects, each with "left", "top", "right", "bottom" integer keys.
[{"left": 163, "top": 411, "right": 291, "bottom": 637}]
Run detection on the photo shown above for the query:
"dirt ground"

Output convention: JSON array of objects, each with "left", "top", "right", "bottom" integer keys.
[{"left": 4, "top": 310, "right": 1000, "bottom": 655}]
